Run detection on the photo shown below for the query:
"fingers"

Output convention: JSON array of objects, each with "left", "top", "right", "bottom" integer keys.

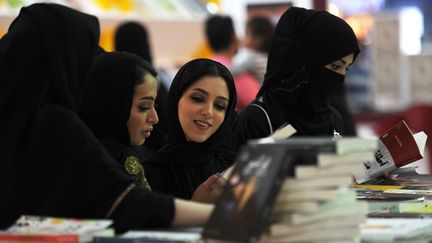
[{"left": 209, "top": 174, "right": 227, "bottom": 189}]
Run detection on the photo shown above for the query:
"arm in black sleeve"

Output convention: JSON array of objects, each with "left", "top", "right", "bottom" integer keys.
[{"left": 111, "top": 187, "right": 175, "bottom": 233}]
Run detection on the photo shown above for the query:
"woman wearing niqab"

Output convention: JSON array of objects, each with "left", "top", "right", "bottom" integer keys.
[
  {"left": 0, "top": 3, "right": 193, "bottom": 231},
  {"left": 258, "top": 7, "right": 360, "bottom": 136}
]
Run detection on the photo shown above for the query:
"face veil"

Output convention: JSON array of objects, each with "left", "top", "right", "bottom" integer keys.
[{"left": 261, "top": 7, "right": 360, "bottom": 136}]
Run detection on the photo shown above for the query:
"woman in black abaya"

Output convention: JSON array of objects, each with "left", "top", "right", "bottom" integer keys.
[
  {"left": 80, "top": 52, "right": 159, "bottom": 191},
  {"left": 258, "top": 7, "right": 361, "bottom": 136},
  {"left": 144, "top": 59, "right": 242, "bottom": 200},
  {"left": 0, "top": 3, "right": 212, "bottom": 231}
]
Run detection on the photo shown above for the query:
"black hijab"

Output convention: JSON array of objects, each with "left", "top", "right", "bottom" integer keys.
[
  {"left": 0, "top": 4, "right": 175, "bottom": 230},
  {"left": 0, "top": 3, "right": 106, "bottom": 225},
  {"left": 81, "top": 52, "right": 157, "bottom": 150},
  {"left": 0, "top": 3, "right": 99, "bottom": 162},
  {"left": 144, "top": 58, "right": 237, "bottom": 199},
  {"left": 80, "top": 51, "right": 156, "bottom": 190},
  {"left": 115, "top": 22, "right": 153, "bottom": 64},
  {"left": 258, "top": 7, "right": 360, "bottom": 136}
]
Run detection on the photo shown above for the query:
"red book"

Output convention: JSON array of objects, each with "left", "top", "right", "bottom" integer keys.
[
  {"left": 380, "top": 120, "right": 424, "bottom": 167},
  {"left": 0, "top": 233, "right": 78, "bottom": 242},
  {"left": 353, "top": 120, "right": 427, "bottom": 183},
  {"left": 1, "top": 215, "right": 113, "bottom": 243}
]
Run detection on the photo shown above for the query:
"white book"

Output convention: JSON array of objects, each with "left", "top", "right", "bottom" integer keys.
[
  {"left": 269, "top": 214, "right": 366, "bottom": 237},
  {"left": 276, "top": 189, "right": 341, "bottom": 204},
  {"left": 334, "top": 137, "right": 379, "bottom": 155},
  {"left": 266, "top": 227, "right": 360, "bottom": 242},
  {"left": 361, "top": 218, "right": 432, "bottom": 241},
  {"left": 317, "top": 151, "right": 376, "bottom": 167},
  {"left": 280, "top": 176, "right": 353, "bottom": 192},
  {"left": 273, "top": 201, "right": 320, "bottom": 214},
  {"left": 274, "top": 201, "right": 368, "bottom": 225},
  {"left": 295, "top": 163, "right": 364, "bottom": 179},
  {"left": 274, "top": 190, "right": 357, "bottom": 215}
]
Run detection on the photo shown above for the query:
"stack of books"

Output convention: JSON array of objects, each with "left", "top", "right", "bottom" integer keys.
[
  {"left": 0, "top": 215, "right": 113, "bottom": 242},
  {"left": 264, "top": 137, "right": 379, "bottom": 243}
]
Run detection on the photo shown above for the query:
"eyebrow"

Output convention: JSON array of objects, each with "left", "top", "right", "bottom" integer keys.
[
  {"left": 139, "top": 96, "right": 155, "bottom": 101},
  {"left": 338, "top": 59, "right": 347, "bottom": 64},
  {"left": 192, "top": 88, "right": 229, "bottom": 102}
]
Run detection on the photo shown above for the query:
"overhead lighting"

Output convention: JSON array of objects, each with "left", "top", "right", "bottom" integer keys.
[{"left": 206, "top": 2, "right": 219, "bottom": 14}]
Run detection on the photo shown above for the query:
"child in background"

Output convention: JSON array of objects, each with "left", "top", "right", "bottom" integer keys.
[{"left": 232, "top": 16, "right": 274, "bottom": 84}]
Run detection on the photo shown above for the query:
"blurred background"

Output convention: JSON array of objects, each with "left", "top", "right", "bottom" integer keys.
[{"left": 1, "top": 0, "right": 431, "bottom": 171}]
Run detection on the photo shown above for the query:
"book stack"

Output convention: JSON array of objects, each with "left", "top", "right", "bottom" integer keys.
[
  {"left": 264, "top": 137, "right": 379, "bottom": 243},
  {"left": 0, "top": 215, "right": 113, "bottom": 242}
]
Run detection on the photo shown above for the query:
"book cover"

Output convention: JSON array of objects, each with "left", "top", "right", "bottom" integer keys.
[
  {"left": 353, "top": 120, "right": 428, "bottom": 183},
  {"left": 201, "top": 144, "right": 292, "bottom": 243},
  {"left": 381, "top": 120, "right": 426, "bottom": 167}
]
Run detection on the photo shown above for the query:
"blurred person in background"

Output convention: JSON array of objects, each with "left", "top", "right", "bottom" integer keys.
[
  {"left": 232, "top": 16, "right": 274, "bottom": 84},
  {"left": 205, "top": 15, "right": 260, "bottom": 111}
]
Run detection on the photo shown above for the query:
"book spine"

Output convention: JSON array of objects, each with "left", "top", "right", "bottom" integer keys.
[{"left": 0, "top": 234, "right": 79, "bottom": 242}]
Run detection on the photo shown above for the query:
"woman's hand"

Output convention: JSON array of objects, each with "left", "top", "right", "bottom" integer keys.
[{"left": 191, "top": 174, "right": 226, "bottom": 203}]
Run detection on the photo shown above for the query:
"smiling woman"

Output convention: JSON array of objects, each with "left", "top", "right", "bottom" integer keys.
[
  {"left": 178, "top": 75, "right": 229, "bottom": 143},
  {"left": 143, "top": 58, "right": 240, "bottom": 199}
]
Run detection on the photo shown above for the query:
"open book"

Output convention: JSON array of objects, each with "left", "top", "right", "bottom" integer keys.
[{"left": 353, "top": 120, "right": 428, "bottom": 184}]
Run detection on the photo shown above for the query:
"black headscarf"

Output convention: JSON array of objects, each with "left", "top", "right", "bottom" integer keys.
[
  {"left": 81, "top": 52, "right": 137, "bottom": 147},
  {"left": 0, "top": 4, "right": 174, "bottom": 230},
  {"left": 80, "top": 51, "right": 157, "bottom": 190},
  {"left": 144, "top": 58, "right": 237, "bottom": 199},
  {"left": 258, "top": 7, "right": 360, "bottom": 136},
  {"left": 0, "top": 3, "right": 100, "bottom": 162}
]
